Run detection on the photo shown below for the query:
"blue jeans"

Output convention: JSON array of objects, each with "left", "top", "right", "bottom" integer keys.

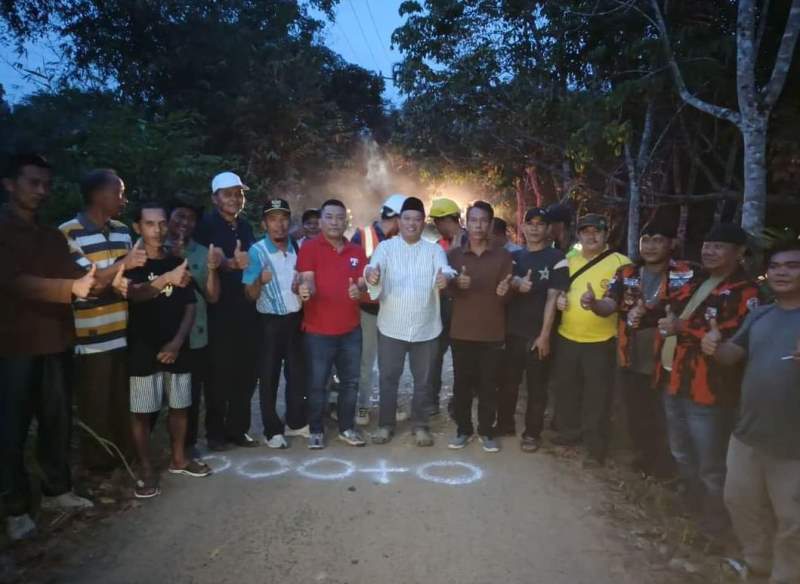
[
  {"left": 305, "top": 328, "right": 362, "bottom": 434},
  {"left": 663, "top": 391, "right": 735, "bottom": 535}
]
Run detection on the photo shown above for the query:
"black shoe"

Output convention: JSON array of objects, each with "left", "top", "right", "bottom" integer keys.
[
  {"left": 520, "top": 435, "right": 541, "bottom": 453},
  {"left": 492, "top": 424, "right": 516, "bottom": 437},
  {"left": 230, "top": 433, "right": 259, "bottom": 448},
  {"left": 549, "top": 433, "right": 581, "bottom": 447},
  {"left": 207, "top": 440, "right": 231, "bottom": 452}
]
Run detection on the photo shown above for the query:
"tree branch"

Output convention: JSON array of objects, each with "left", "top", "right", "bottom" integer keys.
[
  {"left": 737, "top": 0, "right": 759, "bottom": 116},
  {"left": 761, "top": 0, "right": 800, "bottom": 109}
]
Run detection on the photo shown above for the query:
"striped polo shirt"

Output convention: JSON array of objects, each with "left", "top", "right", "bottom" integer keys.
[{"left": 59, "top": 213, "right": 132, "bottom": 354}]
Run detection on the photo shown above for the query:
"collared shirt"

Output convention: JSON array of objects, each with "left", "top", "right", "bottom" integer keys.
[
  {"left": 296, "top": 235, "right": 367, "bottom": 335},
  {"left": 166, "top": 239, "right": 210, "bottom": 349},
  {"left": 558, "top": 250, "right": 631, "bottom": 343},
  {"left": 242, "top": 237, "right": 301, "bottom": 316},
  {"left": 447, "top": 242, "right": 513, "bottom": 342},
  {"left": 657, "top": 268, "right": 760, "bottom": 407},
  {"left": 0, "top": 206, "right": 81, "bottom": 356},
  {"left": 366, "top": 236, "right": 449, "bottom": 342},
  {"left": 59, "top": 212, "right": 132, "bottom": 354}
]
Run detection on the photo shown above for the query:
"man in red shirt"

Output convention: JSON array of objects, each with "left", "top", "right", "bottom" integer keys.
[{"left": 296, "top": 199, "right": 368, "bottom": 449}]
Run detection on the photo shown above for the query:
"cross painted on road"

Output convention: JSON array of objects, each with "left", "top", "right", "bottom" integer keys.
[{"left": 357, "top": 459, "right": 410, "bottom": 484}]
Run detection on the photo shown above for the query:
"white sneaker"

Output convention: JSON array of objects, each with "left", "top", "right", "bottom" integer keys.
[
  {"left": 395, "top": 410, "right": 409, "bottom": 422},
  {"left": 6, "top": 514, "right": 36, "bottom": 541},
  {"left": 264, "top": 434, "right": 288, "bottom": 449},
  {"left": 285, "top": 425, "right": 311, "bottom": 438},
  {"left": 41, "top": 492, "right": 94, "bottom": 511},
  {"left": 355, "top": 407, "right": 371, "bottom": 426}
]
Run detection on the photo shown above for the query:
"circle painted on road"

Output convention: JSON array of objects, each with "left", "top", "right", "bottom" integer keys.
[
  {"left": 416, "top": 461, "right": 483, "bottom": 485},
  {"left": 237, "top": 456, "right": 292, "bottom": 479},
  {"left": 201, "top": 454, "right": 232, "bottom": 474},
  {"left": 296, "top": 457, "right": 355, "bottom": 480}
]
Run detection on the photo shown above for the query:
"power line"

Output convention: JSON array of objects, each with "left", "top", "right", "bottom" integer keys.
[
  {"left": 334, "top": 18, "right": 361, "bottom": 64},
  {"left": 346, "top": 0, "right": 382, "bottom": 73},
  {"left": 364, "top": 1, "right": 393, "bottom": 63}
]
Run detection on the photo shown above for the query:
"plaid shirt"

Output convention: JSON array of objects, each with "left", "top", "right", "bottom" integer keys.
[
  {"left": 605, "top": 260, "right": 695, "bottom": 369},
  {"left": 656, "top": 268, "right": 761, "bottom": 406}
]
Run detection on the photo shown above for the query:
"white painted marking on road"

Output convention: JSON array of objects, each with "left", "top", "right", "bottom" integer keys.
[
  {"left": 296, "top": 457, "right": 356, "bottom": 480},
  {"left": 416, "top": 461, "right": 483, "bottom": 486},
  {"left": 357, "top": 459, "right": 410, "bottom": 484},
  {"left": 201, "top": 454, "right": 231, "bottom": 474},
  {"left": 237, "top": 456, "right": 292, "bottom": 479}
]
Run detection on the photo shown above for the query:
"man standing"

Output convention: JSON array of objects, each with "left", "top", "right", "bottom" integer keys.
[
  {"left": 296, "top": 199, "right": 368, "bottom": 449},
  {"left": 545, "top": 203, "right": 576, "bottom": 257},
  {"left": 364, "top": 197, "right": 450, "bottom": 446},
  {"left": 657, "top": 223, "right": 760, "bottom": 539},
  {"left": 496, "top": 208, "right": 568, "bottom": 452},
  {"left": 584, "top": 221, "right": 689, "bottom": 477},
  {"left": 243, "top": 199, "right": 307, "bottom": 449},
  {"left": 350, "top": 194, "right": 406, "bottom": 425},
  {"left": 428, "top": 198, "right": 466, "bottom": 415},
  {"left": 1, "top": 154, "right": 95, "bottom": 540},
  {"left": 491, "top": 217, "right": 523, "bottom": 253},
  {"left": 447, "top": 201, "right": 513, "bottom": 452},
  {"left": 194, "top": 171, "right": 259, "bottom": 450},
  {"left": 297, "top": 208, "right": 321, "bottom": 247},
  {"left": 165, "top": 199, "right": 221, "bottom": 458},
  {"left": 60, "top": 169, "right": 142, "bottom": 471},
  {"left": 552, "top": 213, "right": 631, "bottom": 466},
  {"left": 705, "top": 240, "right": 800, "bottom": 583}
]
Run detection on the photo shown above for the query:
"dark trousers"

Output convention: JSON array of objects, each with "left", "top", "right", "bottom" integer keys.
[
  {"left": 74, "top": 349, "right": 132, "bottom": 470},
  {"left": 206, "top": 311, "right": 259, "bottom": 443},
  {"left": 305, "top": 328, "right": 362, "bottom": 434},
  {"left": 619, "top": 368, "right": 674, "bottom": 477},
  {"left": 552, "top": 335, "right": 616, "bottom": 462},
  {"left": 430, "top": 297, "right": 453, "bottom": 407},
  {"left": 186, "top": 346, "right": 210, "bottom": 447},
  {"left": 1, "top": 354, "right": 72, "bottom": 516},
  {"left": 377, "top": 332, "right": 437, "bottom": 430},
  {"left": 259, "top": 312, "right": 306, "bottom": 439},
  {"left": 451, "top": 340, "right": 502, "bottom": 437},
  {"left": 497, "top": 335, "right": 550, "bottom": 438}
]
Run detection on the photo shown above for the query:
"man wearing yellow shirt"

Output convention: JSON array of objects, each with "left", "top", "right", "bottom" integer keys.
[{"left": 551, "top": 213, "right": 631, "bottom": 466}]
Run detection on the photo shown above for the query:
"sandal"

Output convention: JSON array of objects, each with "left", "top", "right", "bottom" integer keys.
[
  {"left": 168, "top": 460, "right": 212, "bottom": 477},
  {"left": 134, "top": 476, "right": 161, "bottom": 499}
]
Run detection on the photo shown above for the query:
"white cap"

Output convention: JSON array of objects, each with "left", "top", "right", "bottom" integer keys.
[
  {"left": 381, "top": 193, "right": 407, "bottom": 218},
  {"left": 211, "top": 171, "right": 249, "bottom": 194}
]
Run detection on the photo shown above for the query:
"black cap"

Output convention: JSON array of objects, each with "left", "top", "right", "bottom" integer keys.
[
  {"left": 641, "top": 219, "right": 678, "bottom": 239},
  {"left": 545, "top": 203, "right": 572, "bottom": 225},
  {"left": 524, "top": 207, "right": 549, "bottom": 223},
  {"left": 705, "top": 223, "right": 748, "bottom": 245},
  {"left": 400, "top": 196, "right": 425, "bottom": 215},
  {"left": 577, "top": 213, "right": 608, "bottom": 231},
  {"left": 262, "top": 198, "right": 291, "bottom": 216}
]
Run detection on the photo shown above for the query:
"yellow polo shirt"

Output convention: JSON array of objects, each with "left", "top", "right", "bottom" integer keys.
[{"left": 558, "top": 250, "right": 632, "bottom": 343}]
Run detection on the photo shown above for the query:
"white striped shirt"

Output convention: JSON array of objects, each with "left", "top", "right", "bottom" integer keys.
[{"left": 366, "top": 236, "right": 449, "bottom": 343}]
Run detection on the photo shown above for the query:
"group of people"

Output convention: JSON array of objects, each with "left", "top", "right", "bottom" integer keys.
[{"left": 1, "top": 153, "right": 798, "bottom": 584}]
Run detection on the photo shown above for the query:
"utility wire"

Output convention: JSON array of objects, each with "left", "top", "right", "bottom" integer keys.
[
  {"left": 346, "top": 0, "right": 382, "bottom": 73},
  {"left": 364, "top": 1, "right": 393, "bottom": 62}
]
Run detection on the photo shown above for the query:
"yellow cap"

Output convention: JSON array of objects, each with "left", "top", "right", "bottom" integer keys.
[{"left": 429, "top": 198, "right": 461, "bottom": 218}]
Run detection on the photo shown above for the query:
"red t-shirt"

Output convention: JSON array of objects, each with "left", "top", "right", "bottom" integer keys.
[{"left": 296, "top": 236, "right": 367, "bottom": 335}]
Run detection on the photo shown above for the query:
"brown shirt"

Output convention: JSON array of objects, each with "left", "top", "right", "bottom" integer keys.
[
  {"left": 447, "top": 242, "right": 513, "bottom": 342},
  {"left": 0, "top": 206, "right": 81, "bottom": 356}
]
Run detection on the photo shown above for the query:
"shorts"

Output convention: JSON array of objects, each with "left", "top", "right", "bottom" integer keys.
[{"left": 129, "top": 372, "right": 192, "bottom": 413}]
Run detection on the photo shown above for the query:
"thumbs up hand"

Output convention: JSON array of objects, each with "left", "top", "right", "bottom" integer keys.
[
  {"left": 348, "top": 277, "right": 361, "bottom": 300},
  {"left": 580, "top": 282, "right": 597, "bottom": 310},
  {"left": 496, "top": 273, "right": 513, "bottom": 297},
  {"left": 72, "top": 264, "right": 97, "bottom": 299},
  {"left": 434, "top": 267, "right": 448, "bottom": 290},
  {"left": 365, "top": 265, "right": 381, "bottom": 286},
  {"left": 517, "top": 269, "right": 533, "bottom": 293},
  {"left": 233, "top": 239, "right": 249, "bottom": 270},
  {"left": 701, "top": 318, "right": 723, "bottom": 356},
  {"left": 124, "top": 238, "right": 147, "bottom": 269},
  {"left": 627, "top": 298, "right": 646, "bottom": 329},
  {"left": 207, "top": 244, "right": 223, "bottom": 271},
  {"left": 111, "top": 264, "right": 130, "bottom": 298},
  {"left": 456, "top": 265, "right": 471, "bottom": 290},
  {"left": 168, "top": 259, "right": 192, "bottom": 287},
  {"left": 658, "top": 305, "right": 679, "bottom": 336},
  {"left": 298, "top": 278, "right": 312, "bottom": 301},
  {"left": 556, "top": 291, "right": 568, "bottom": 311}
]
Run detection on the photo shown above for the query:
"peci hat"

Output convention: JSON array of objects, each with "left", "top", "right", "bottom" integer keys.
[
  {"left": 429, "top": 198, "right": 461, "bottom": 218},
  {"left": 401, "top": 196, "right": 425, "bottom": 215},
  {"left": 545, "top": 203, "right": 573, "bottom": 225},
  {"left": 641, "top": 219, "right": 678, "bottom": 239},
  {"left": 262, "top": 198, "right": 291, "bottom": 216},
  {"left": 705, "top": 223, "right": 748, "bottom": 245},
  {"left": 524, "top": 207, "right": 550, "bottom": 223},
  {"left": 211, "top": 171, "right": 249, "bottom": 194},
  {"left": 577, "top": 213, "right": 608, "bottom": 231}
]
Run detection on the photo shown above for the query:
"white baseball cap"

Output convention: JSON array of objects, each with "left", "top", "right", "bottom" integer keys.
[{"left": 211, "top": 171, "right": 249, "bottom": 194}]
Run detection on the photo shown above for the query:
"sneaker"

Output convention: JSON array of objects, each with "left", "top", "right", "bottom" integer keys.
[
  {"left": 308, "top": 433, "right": 325, "bottom": 449},
  {"left": 264, "top": 434, "right": 288, "bottom": 449},
  {"left": 41, "top": 492, "right": 94, "bottom": 511},
  {"left": 520, "top": 435, "right": 541, "bottom": 453},
  {"left": 395, "top": 409, "right": 409, "bottom": 422},
  {"left": 355, "top": 407, "right": 371, "bottom": 426},
  {"left": 414, "top": 428, "right": 434, "bottom": 447},
  {"left": 448, "top": 434, "right": 474, "bottom": 449},
  {"left": 285, "top": 425, "right": 311, "bottom": 438},
  {"left": 371, "top": 426, "right": 393, "bottom": 444},
  {"left": 230, "top": 433, "right": 259, "bottom": 448},
  {"left": 479, "top": 436, "right": 500, "bottom": 453},
  {"left": 6, "top": 514, "right": 36, "bottom": 541},
  {"left": 338, "top": 429, "right": 366, "bottom": 447}
]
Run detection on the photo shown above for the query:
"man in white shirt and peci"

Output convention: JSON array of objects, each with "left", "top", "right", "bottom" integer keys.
[{"left": 364, "top": 197, "right": 451, "bottom": 447}]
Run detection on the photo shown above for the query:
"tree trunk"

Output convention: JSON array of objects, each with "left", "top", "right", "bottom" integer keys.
[
  {"left": 740, "top": 117, "right": 768, "bottom": 236},
  {"left": 624, "top": 142, "right": 641, "bottom": 260}
]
